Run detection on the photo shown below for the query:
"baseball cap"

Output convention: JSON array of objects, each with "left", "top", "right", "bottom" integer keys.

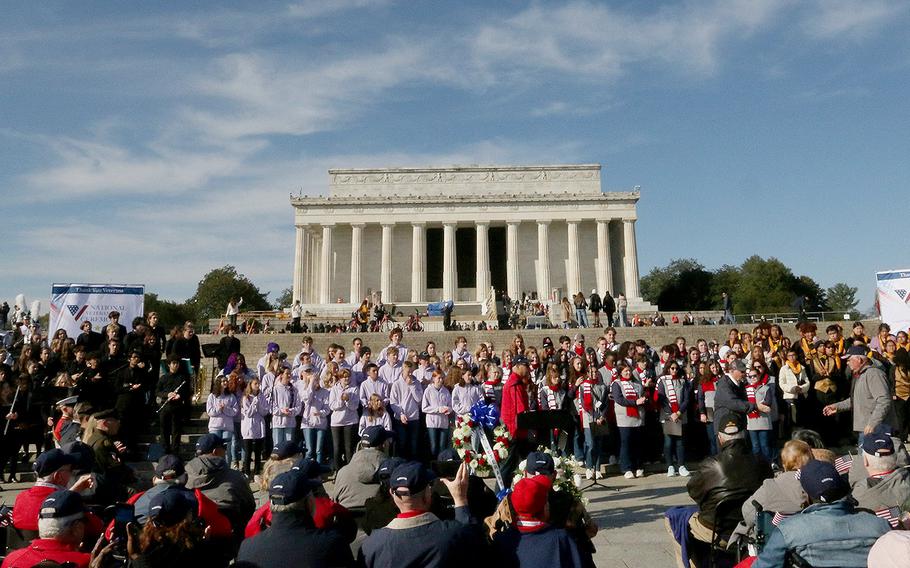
[
  {"left": 716, "top": 412, "right": 746, "bottom": 436},
  {"left": 61, "top": 441, "right": 96, "bottom": 472},
  {"left": 149, "top": 487, "right": 198, "bottom": 526},
  {"left": 375, "top": 457, "right": 407, "bottom": 482},
  {"left": 39, "top": 490, "right": 85, "bottom": 519},
  {"left": 195, "top": 433, "right": 225, "bottom": 455},
  {"left": 730, "top": 359, "right": 747, "bottom": 373},
  {"left": 271, "top": 440, "right": 303, "bottom": 460},
  {"left": 525, "top": 451, "right": 556, "bottom": 476},
  {"left": 269, "top": 469, "right": 319, "bottom": 506},
  {"left": 511, "top": 475, "right": 552, "bottom": 519},
  {"left": 92, "top": 408, "right": 120, "bottom": 421},
  {"left": 436, "top": 448, "right": 459, "bottom": 463},
  {"left": 291, "top": 457, "right": 331, "bottom": 479},
  {"left": 862, "top": 433, "right": 895, "bottom": 457},
  {"left": 360, "top": 426, "right": 392, "bottom": 448},
  {"left": 843, "top": 345, "right": 868, "bottom": 359},
  {"left": 155, "top": 455, "right": 186, "bottom": 479},
  {"left": 34, "top": 448, "right": 78, "bottom": 477},
  {"left": 389, "top": 461, "right": 436, "bottom": 494},
  {"left": 799, "top": 460, "right": 848, "bottom": 502}
]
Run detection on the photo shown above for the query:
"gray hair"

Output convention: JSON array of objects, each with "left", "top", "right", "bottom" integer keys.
[
  {"left": 718, "top": 430, "right": 747, "bottom": 446},
  {"left": 38, "top": 513, "right": 83, "bottom": 539},
  {"left": 270, "top": 498, "right": 311, "bottom": 514},
  {"left": 864, "top": 450, "right": 897, "bottom": 474}
]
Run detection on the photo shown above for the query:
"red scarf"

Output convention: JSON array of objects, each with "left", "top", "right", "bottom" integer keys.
[
  {"left": 547, "top": 385, "right": 560, "bottom": 440},
  {"left": 515, "top": 518, "right": 548, "bottom": 533},
  {"left": 746, "top": 375, "right": 769, "bottom": 419},
  {"left": 581, "top": 380, "right": 594, "bottom": 414},
  {"left": 619, "top": 377, "right": 640, "bottom": 418},
  {"left": 663, "top": 375, "right": 680, "bottom": 413},
  {"left": 701, "top": 375, "right": 718, "bottom": 393}
]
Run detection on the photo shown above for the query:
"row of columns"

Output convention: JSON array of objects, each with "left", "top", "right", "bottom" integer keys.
[{"left": 292, "top": 219, "right": 641, "bottom": 305}]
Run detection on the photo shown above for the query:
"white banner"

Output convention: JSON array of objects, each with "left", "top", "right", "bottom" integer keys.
[
  {"left": 49, "top": 283, "right": 145, "bottom": 338},
  {"left": 876, "top": 269, "right": 910, "bottom": 333}
]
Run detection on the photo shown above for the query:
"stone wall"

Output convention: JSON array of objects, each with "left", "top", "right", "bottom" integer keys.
[{"left": 199, "top": 321, "right": 845, "bottom": 361}]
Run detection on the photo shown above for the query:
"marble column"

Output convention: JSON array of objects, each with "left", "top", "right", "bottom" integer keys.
[
  {"left": 411, "top": 223, "right": 426, "bottom": 303},
  {"left": 475, "top": 222, "right": 490, "bottom": 302},
  {"left": 349, "top": 224, "right": 364, "bottom": 304},
  {"left": 596, "top": 220, "right": 613, "bottom": 295},
  {"left": 566, "top": 220, "right": 581, "bottom": 296},
  {"left": 292, "top": 226, "right": 305, "bottom": 303},
  {"left": 318, "top": 225, "right": 334, "bottom": 304},
  {"left": 536, "top": 221, "right": 551, "bottom": 302},
  {"left": 443, "top": 223, "right": 457, "bottom": 301},
  {"left": 308, "top": 231, "right": 319, "bottom": 304},
  {"left": 380, "top": 224, "right": 394, "bottom": 303},
  {"left": 623, "top": 219, "right": 642, "bottom": 300},
  {"left": 506, "top": 221, "right": 521, "bottom": 300}
]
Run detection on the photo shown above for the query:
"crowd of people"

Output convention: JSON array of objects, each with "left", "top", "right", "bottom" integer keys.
[{"left": 3, "top": 304, "right": 910, "bottom": 567}]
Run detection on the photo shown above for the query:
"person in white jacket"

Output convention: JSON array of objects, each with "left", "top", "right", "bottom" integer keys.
[{"left": 778, "top": 348, "right": 810, "bottom": 433}]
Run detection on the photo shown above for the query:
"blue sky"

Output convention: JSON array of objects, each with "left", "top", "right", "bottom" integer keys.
[{"left": 2, "top": 0, "right": 908, "bottom": 313}]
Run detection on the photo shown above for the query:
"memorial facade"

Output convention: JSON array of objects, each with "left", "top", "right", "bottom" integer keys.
[{"left": 290, "top": 164, "right": 653, "bottom": 314}]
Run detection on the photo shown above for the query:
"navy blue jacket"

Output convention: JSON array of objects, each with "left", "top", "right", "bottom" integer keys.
[{"left": 493, "top": 524, "right": 586, "bottom": 568}]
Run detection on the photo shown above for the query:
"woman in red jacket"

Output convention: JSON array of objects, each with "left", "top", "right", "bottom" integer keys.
[{"left": 500, "top": 357, "right": 533, "bottom": 487}]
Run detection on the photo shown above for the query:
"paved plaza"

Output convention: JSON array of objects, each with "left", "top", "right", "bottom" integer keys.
[{"left": 0, "top": 466, "right": 693, "bottom": 567}]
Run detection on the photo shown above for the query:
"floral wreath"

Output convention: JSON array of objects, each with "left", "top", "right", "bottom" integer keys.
[
  {"left": 452, "top": 413, "right": 512, "bottom": 477},
  {"left": 514, "top": 446, "right": 586, "bottom": 503}
]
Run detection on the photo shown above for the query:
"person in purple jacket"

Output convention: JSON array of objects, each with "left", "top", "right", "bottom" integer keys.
[
  {"left": 390, "top": 361, "right": 424, "bottom": 459},
  {"left": 329, "top": 369, "right": 360, "bottom": 471},
  {"left": 360, "top": 363, "right": 391, "bottom": 408},
  {"left": 206, "top": 376, "right": 239, "bottom": 447},
  {"left": 240, "top": 377, "right": 269, "bottom": 477},
  {"left": 378, "top": 348, "right": 403, "bottom": 384},
  {"left": 270, "top": 367, "right": 301, "bottom": 447},
  {"left": 299, "top": 371, "right": 330, "bottom": 465},
  {"left": 422, "top": 370, "right": 453, "bottom": 457}
]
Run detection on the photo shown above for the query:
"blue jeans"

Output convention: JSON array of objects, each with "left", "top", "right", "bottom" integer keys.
[
  {"left": 583, "top": 428, "right": 602, "bottom": 470},
  {"left": 230, "top": 421, "right": 242, "bottom": 462},
  {"left": 618, "top": 426, "right": 642, "bottom": 473},
  {"left": 619, "top": 308, "right": 628, "bottom": 327},
  {"left": 663, "top": 434, "right": 685, "bottom": 467},
  {"left": 749, "top": 429, "right": 772, "bottom": 461},
  {"left": 303, "top": 428, "right": 326, "bottom": 464},
  {"left": 575, "top": 308, "right": 589, "bottom": 328},
  {"left": 427, "top": 428, "right": 451, "bottom": 459},
  {"left": 209, "top": 429, "right": 233, "bottom": 452},
  {"left": 272, "top": 427, "right": 295, "bottom": 447},
  {"left": 705, "top": 421, "right": 718, "bottom": 456},
  {"left": 394, "top": 420, "right": 420, "bottom": 459}
]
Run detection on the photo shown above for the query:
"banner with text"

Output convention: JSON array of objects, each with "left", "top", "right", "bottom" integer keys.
[
  {"left": 49, "top": 284, "right": 145, "bottom": 337},
  {"left": 876, "top": 269, "right": 910, "bottom": 332}
]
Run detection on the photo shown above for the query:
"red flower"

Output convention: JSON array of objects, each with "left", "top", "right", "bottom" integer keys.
[
  {"left": 494, "top": 453, "right": 501, "bottom": 462},
  {"left": 454, "top": 439, "right": 462, "bottom": 447},
  {"left": 477, "top": 457, "right": 487, "bottom": 466},
  {"left": 464, "top": 450, "right": 473, "bottom": 459},
  {"left": 467, "top": 420, "right": 475, "bottom": 428}
]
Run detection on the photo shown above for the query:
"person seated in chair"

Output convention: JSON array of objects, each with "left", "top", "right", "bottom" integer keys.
[
  {"left": 686, "top": 413, "right": 772, "bottom": 544},
  {"left": 751, "top": 460, "right": 890, "bottom": 568},
  {"left": 851, "top": 428, "right": 910, "bottom": 514}
]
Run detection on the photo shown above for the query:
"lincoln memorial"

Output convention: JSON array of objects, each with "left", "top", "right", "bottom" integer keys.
[{"left": 290, "top": 164, "right": 653, "bottom": 315}]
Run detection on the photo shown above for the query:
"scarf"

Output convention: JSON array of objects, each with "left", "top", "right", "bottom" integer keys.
[
  {"left": 619, "top": 377, "right": 640, "bottom": 418},
  {"left": 546, "top": 385, "right": 561, "bottom": 440},
  {"left": 833, "top": 338, "right": 845, "bottom": 356},
  {"left": 800, "top": 338, "right": 816, "bottom": 360},
  {"left": 483, "top": 377, "right": 501, "bottom": 400},
  {"left": 786, "top": 361, "right": 802, "bottom": 376},
  {"left": 581, "top": 380, "right": 594, "bottom": 414},
  {"left": 663, "top": 375, "right": 680, "bottom": 413},
  {"left": 767, "top": 338, "right": 781, "bottom": 354},
  {"left": 746, "top": 376, "right": 769, "bottom": 419}
]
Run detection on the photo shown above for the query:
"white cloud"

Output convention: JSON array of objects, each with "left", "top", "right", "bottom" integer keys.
[
  {"left": 803, "top": 0, "right": 908, "bottom": 39},
  {"left": 470, "top": 0, "right": 788, "bottom": 80}
]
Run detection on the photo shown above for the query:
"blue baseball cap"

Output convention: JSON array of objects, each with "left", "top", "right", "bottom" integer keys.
[
  {"left": 375, "top": 457, "right": 407, "bottom": 482},
  {"left": 525, "top": 451, "right": 555, "bottom": 476},
  {"left": 800, "top": 460, "right": 848, "bottom": 502},
  {"left": 389, "top": 461, "right": 436, "bottom": 494},
  {"left": 34, "top": 448, "right": 78, "bottom": 477},
  {"left": 360, "top": 426, "right": 392, "bottom": 448},
  {"left": 195, "top": 433, "right": 225, "bottom": 455},
  {"left": 149, "top": 487, "right": 197, "bottom": 526},
  {"left": 39, "top": 490, "right": 85, "bottom": 519},
  {"left": 269, "top": 469, "right": 319, "bottom": 506},
  {"left": 271, "top": 440, "right": 302, "bottom": 460},
  {"left": 155, "top": 455, "right": 185, "bottom": 478},
  {"left": 862, "top": 432, "right": 895, "bottom": 457}
]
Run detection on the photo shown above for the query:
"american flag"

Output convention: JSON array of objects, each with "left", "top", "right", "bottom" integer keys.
[
  {"left": 896, "top": 289, "right": 908, "bottom": 301},
  {"left": 771, "top": 512, "right": 793, "bottom": 526},
  {"left": 834, "top": 454, "right": 853, "bottom": 475},
  {"left": 875, "top": 507, "right": 901, "bottom": 528}
]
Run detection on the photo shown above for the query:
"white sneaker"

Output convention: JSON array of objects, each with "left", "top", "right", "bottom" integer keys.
[
  {"left": 585, "top": 468, "right": 594, "bottom": 480},
  {"left": 595, "top": 471, "right": 603, "bottom": 480},
  {"left": 573, "top": 473, "right": 582, "bottom": 487},
  {"left": 635, "top": 469, "right": 645, "bottom": 478},
  {"left": 679, "top": 466, "right": 691, "bottom": 477},
  {"left": 667, "top": 466, "right": 677, "bottom": 477},
  {"left": 624, "top": 471, "right": 635, "bottom": 479}
]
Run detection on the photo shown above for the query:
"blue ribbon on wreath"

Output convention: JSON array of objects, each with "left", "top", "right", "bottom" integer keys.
[{"left": 469, "top": 400, "right": 500, "bottom": 430}]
